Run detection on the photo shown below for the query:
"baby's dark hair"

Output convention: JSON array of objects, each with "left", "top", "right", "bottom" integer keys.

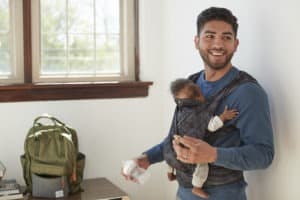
[
  {"left": 170, "top": 78, "right": 202, "bottom": 99},
  {"left": 196, "top": 7, "right": 238, "bottom": 36}
]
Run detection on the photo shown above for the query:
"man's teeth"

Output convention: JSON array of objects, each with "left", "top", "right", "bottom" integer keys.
[{"left": 210, "top": 51, "right": 224, "bottom": 56}]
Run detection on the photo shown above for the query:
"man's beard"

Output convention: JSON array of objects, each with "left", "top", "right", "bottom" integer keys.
[{"left": 199, "top": 49, "right": 234, "bottom": 70}]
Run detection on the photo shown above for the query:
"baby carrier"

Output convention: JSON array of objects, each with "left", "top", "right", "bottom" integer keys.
[{"left": 163, "top": 71, "right": 258, "bottom": 187}]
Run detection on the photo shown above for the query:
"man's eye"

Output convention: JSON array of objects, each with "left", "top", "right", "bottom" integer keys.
[
  {"left": 224, "top": 36, "right": 232, "bottom": 40},
  {"left": 206, "top": 35, "right": 214, "bottom": 39}
]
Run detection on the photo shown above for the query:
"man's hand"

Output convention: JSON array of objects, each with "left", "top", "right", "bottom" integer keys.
[
  {"left": 121, "top": 154, "right": 150, "bottom": 182},
  {"left": 136, "top": 154, "right": 150, "bottom": 169},
  {"left": 173, "top": 135, "right": 217, "bottom": 164}
]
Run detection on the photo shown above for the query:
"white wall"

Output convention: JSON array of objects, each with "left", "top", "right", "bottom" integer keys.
[
  {"left": 1, "top": 0, "right": 300, "bottom": 199},
  {"left": 0, "top": 1, "right": 168, "bottom": 200}
]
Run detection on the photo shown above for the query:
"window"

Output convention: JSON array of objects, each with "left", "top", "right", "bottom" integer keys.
[
  {"left": 0, "top": 0, "right": 152, "bottom": 102},
  {"left": 32, "top": 0, "right": 135, "bottom": 83},
  {"left": 0, "top": 0, "right": 24, "bottom": 84}
]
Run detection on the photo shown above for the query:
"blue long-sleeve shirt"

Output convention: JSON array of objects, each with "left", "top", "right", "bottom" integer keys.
[{"left": 145, "top": 66, "right": 274, "bottom": 173}]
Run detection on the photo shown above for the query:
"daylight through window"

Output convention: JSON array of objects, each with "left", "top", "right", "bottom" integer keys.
[
  {"left": 31, "top": 0, "right": 135, "bottom": 83},
  {"left": 0, "top": 0, "right": 24, "bottom": 84}
]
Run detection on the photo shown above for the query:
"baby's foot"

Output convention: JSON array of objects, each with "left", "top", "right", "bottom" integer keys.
[{"left": 192, "top": 187, "right": 209, "bottom": 199}]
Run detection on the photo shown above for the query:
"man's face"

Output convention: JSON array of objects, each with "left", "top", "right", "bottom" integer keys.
[{"left": 194, "top": 20, "right": 239, "bottom": 70}]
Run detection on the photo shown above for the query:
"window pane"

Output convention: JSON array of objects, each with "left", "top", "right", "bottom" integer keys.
[
  {"left": 0, "top": 34, "right": 10, "bottom": 75},
  {"left": 39, "top": 0, "right": 121, "bottom": 77},
  {"left": 0, "top": 0, "right": 9, "bottom": 31},
  {"left": 41, "top": 0, "right": 66, "bottom": 34},
  {"left": 41, "top": 33, "right": 67, "bottom": 74},
  {"left": 95, "top": 0, "right": 119, "bottom": 34},
  {"left": 40, "top": 0, "right": 67, "bottom": 75},
  {"left": 69, "top": 34, "right": 94, "bottom": 74},
  {"left": 96, "top": 35, "right": 120, "bottom": 73},
  {"left": 68, "top": 0, "right": 93, "bottom": 33},
  {"left": 34, "top": 0, "right": 134, "bottom": 82},
  {"left": 0, "top": 0, "right": 10, "bottom": 76},
  {"left": 42, "top": 59, "right": 66, "bottom": 75}
]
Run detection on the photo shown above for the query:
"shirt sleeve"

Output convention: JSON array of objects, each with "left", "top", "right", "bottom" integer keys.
[
  {"left": 144, "top": 141, "right": 165, "bottom": 164},
  {"left": 207, "top": 116, "right": 224, "bottom": 132},
  {"left": 214, "top": 83, "right": 274, "bottom": 170}
]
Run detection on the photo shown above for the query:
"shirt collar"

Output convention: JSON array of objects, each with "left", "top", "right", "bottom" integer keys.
[{"left": 197, "top": 67, "right": 239, "bottom": 98}]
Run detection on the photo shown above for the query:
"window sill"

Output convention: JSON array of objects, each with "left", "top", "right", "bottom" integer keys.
[{"left": 0, "top": 81, "right": 153, "bottom": 102}]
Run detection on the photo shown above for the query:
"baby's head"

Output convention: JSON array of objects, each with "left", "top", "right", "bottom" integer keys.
[{"left": 170, "top": 78, "right": 205, "bottom": 102}]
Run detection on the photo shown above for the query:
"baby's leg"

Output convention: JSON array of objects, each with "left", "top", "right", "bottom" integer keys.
[
  {"left": 167, "top": 165, "right": 176, "bottom": 181},
  {"left": 192, "top": 163, "right": 209, "bottom": 199}
]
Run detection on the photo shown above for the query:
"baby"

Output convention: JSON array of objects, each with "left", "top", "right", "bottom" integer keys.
[{"left": 167, "top": 78, "right": 238, "bottom": 198}]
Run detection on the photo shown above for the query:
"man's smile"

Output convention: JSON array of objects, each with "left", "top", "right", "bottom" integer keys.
[{"left": 208, "top": 50, "right": 226, "bottom": 56}]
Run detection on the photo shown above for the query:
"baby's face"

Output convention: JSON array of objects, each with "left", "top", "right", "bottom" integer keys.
[{"left": 176, "top": 91, "right": 190, "bottom": 99}]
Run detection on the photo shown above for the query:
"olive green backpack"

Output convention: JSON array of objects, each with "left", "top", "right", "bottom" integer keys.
[{"left": 20, "top": 115, "right": 85, "bottom": 195}]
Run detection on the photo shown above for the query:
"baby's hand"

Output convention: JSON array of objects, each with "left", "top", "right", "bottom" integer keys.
[{"left": 219, "top": 106, "right": 239, "bottom": 121}]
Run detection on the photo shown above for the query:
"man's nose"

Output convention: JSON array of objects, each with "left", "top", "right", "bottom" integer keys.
[{"left": 212, "top": 37, "right": 224, "bottom": 49}]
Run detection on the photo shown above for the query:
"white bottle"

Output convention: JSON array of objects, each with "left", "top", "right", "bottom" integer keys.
[{"left": 123, "top": 160, "right": 150, "bottom": 184}]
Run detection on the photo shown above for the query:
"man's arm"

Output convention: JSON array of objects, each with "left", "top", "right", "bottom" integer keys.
[
  {"left": 143, "top": 140, "right": 165, "bottom": 164},
  {"left": 214, "top": 83, "right": 274, "bottom": 170}
]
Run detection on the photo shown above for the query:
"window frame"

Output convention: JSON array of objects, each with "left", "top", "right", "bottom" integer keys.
[
  {"left": 0, "top": 0, "right": 24, "bottom": 84},
  {"left": 0, "top": 0, "right": 152, "bottom": 102}
]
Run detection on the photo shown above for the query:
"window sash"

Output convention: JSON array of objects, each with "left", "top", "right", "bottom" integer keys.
[
  {"left": 0, "top": 0, "right": 24, "bottom": 84},
  {"left": 31, "top": 0, "right": 135, "bottom": 83}
]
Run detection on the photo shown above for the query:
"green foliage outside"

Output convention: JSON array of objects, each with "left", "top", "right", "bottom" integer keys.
[
  {"left": 0, "top": 0, "right": 10, "bottom": 75},
  {"left": 0, "top": 0, "right": 121, "bottom": 78},
  {"left": 41, "top": 0, "right": 121, "bottom": 76}
]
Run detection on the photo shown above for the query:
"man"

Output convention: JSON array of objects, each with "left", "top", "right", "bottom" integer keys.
[{"left": 123, "top": 7, "right": 274, "bottom": 200}]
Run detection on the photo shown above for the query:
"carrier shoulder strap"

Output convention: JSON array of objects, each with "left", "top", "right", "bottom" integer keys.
[
  {"left": 209, "top": 70, "right": 258, "bottom": 104},
  {"left": 188, "top": 70, "right": 258, "bottom": 114}
]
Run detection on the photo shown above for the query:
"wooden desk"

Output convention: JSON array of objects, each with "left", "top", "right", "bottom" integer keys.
[{"left": 24, "top": 178, "right": 129, "bottom": 200}]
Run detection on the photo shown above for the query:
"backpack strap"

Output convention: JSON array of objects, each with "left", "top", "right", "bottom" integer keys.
[
  {"left": 31, "top": 114, "right": 79, "bottom": 149},
  {"left": 33, "top": 114, "right": 66, "bottom": 127}
]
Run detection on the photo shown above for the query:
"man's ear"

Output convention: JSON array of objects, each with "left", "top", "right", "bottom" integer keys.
[
  {"left": 234, "top": 38, "right": 239, "bottom": 52},
  {"left": 194, "top": 35, "right": 200, "bottom": 50}
]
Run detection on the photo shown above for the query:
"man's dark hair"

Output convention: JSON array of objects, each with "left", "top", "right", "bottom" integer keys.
[
  {"left": 196, "top": 7, "right": 238, "bottom": 36},
  {"left": 170, "top": 78, "right": 201, "bottom": 99}
]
